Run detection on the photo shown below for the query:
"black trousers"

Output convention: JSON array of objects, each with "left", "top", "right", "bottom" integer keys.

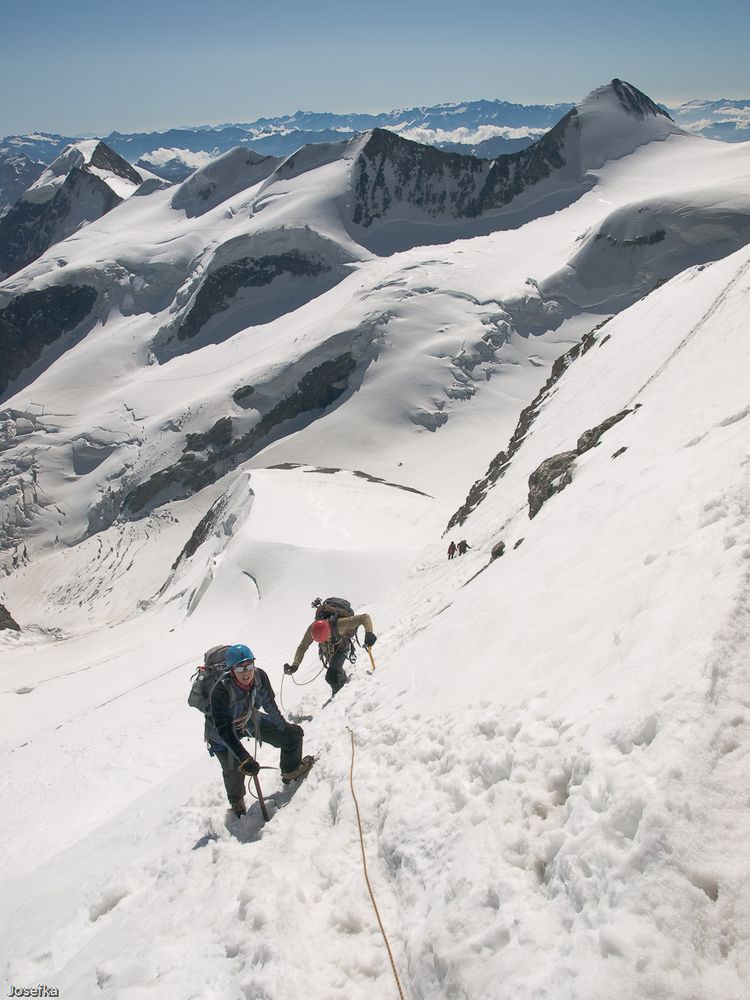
[
  {"left": 214, "top": 716, "right": 303, "bottom": 804},
  {"left": 325, "top": 646, "right": 349, "bottom": 695}
]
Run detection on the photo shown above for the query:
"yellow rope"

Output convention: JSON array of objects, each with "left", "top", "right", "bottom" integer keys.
[{"left": 346, "top": 727, "right": 406, "bottom": 1000}]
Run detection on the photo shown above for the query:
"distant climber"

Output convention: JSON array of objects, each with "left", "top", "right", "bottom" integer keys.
[
  {"left": 284, "top": 596, "right": 376, "bottom": 697},
  {"left": 447, "top": 540, "right": 457, "bottom": 560},
  {"left": 205, "top": 643, "right": 311, "bottom": 817},
  {"left": 457, "top": 539, "right": 471, "bottom": 556}
]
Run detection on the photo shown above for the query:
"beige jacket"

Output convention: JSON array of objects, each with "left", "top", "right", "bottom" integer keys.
[{"left": 292, "top": 613, "right": 374, "bottom": 667}]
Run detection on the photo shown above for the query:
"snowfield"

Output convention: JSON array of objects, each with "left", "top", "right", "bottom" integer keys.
[{"left": 1, "top": 82, "right": 749, "bottom": 999}]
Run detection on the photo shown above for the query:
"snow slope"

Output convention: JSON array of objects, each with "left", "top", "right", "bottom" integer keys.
[
  {"left": 1, "top": 80, "right": 750, "bottom": 1000},
  {"left": 2, "top": 241, "right": 748, "bottom": 1000}
]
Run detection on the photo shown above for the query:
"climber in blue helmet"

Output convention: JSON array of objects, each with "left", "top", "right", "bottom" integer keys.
[{"left": 205, "top": 643, "right": 313, "bottom": 816}]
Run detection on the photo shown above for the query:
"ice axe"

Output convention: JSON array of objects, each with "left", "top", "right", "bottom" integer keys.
[
  {"left": 253, "top": 774, "right": 270, "bottom": 822},
  {"left": 365, "top": 645, "right": 377, "bottom": 674}
]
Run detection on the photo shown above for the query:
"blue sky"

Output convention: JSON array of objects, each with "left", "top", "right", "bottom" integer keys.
[{"left": 2, "top": 0, "right": 748, "bottom": 136}]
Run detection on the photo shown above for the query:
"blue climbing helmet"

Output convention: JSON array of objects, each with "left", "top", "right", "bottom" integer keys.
[{"left": 225, "top": 643, "right": 255, "bottom": 669}]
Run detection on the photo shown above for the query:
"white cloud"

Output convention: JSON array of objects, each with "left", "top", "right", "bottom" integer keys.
[
  {"left": 141, "top": 147, "right": 216, "bottom": 168},
  {"left": 391, "top": 123, "right": 546, "bottom": 145}
]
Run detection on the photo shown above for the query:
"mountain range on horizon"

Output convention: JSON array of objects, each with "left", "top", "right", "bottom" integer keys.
[
  {"left": 2, "top": 76, "right": 750, "bottom": 1000},
  {"left": 2, "top": 90, "right": 749, "bottom": 189}
]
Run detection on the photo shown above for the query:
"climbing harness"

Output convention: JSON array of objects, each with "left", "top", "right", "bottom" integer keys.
[{"left": 346, "top": 727, "right": 405, "bottom": 1000}]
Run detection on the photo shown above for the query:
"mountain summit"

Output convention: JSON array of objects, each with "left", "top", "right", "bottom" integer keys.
[
  {"left": 0, "top": 140, "right": 156, "bottom": 280},
  {"left": 342, "top": 79, "right": 683, "bottom": 251}
]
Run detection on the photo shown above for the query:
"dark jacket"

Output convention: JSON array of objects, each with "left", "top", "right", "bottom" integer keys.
[{"left": 206, "top": 668, "right": 287, "bottom": 763}]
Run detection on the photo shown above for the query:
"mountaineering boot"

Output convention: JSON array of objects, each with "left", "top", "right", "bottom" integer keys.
[
  {"left": 281, "top": 755, "right": 315, "bottom": 785},
  {"left": 231, "top": 796, "right": 247, "bottom": 817}
]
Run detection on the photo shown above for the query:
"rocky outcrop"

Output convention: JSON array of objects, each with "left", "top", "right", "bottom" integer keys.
[
  {"left": 170, "top": 491, "right": 230, "bottom": 569},
  {"left": 527, "top": 407, "right": 634, "bottom": 519},
  {"left": 610, "top": 78, "right": 673, "bottom": 120},
  {"left": 88, "top": 141, "right": 143, "bottom": 185},
  {"left": 594, "top": 228, "right": 666, "bottom": 249},
  {"left": 178, "top": 251, "right": 329, "bottom": 341},
  {"left": 490, "top": 540, "right": 506, "bottom": 561},
  {"left": 123, "top": 352, "right": 359, "bottom": 516},
  {"left": 575, "top": 410, "right": 633, "bottom": 453},
  {"left": 0, "top": 284, "right": 98, "bottom": 394},
  {"left": 351, "top": 116, "right": 571, "bottom": 228},
  {"left": 232, "top": 385, "right": 255, "bottom": 406},
  {"left": 527, "top": 451, "right": 578, "bottom": 519},
  {"left": 0, "top": 168, "right": 121, "bottom": 279},
  {"left": 447, "top": 321, "right": 609, "bottom": 529},
  {"left": 0, "top": 603, "right": 20, "bottom": 630},
  {"left": 0, "top": 140, "right": 148, "bottom": 278}
]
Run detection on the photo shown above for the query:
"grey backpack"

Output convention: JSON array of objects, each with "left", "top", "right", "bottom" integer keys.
[{"left": 188, "top": 645, "right": 231, "bottom": 714}]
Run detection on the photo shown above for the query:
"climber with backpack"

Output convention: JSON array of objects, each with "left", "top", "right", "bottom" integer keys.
[
  {"left": 284, "top": 597, "right": 377, "bottom": 697},
  {"left": 189, "top": 642, "right": 312, "bottom": 817}
]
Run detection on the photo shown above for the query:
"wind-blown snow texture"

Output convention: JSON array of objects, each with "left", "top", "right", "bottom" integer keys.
[{"left": 1, "top": 80, "right": 749, "bottom": 1000}]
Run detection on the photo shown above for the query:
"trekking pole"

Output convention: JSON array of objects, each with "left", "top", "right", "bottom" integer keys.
[
  {"left": 253, "top": 773, "right": 270, "bottom": 822},
  {"left": 365, "top": 646, "right": 377, "bottom": 673}
]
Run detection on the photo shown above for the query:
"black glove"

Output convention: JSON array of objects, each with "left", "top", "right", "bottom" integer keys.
[
  {"left": 364, "top": 632, "right": 377, "bottom": 648},
  {"left": 283, "top": 663, "right": 298, "bottom": 675},
  {"left": 285, "top": 723, "right": 304, "bottom": 738},
  {"left": 239, "top": 757, "right": 260, "bottom": 777}
]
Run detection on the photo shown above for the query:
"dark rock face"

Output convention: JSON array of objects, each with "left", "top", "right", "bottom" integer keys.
[
  {"left": 576, "top": 410, "right": 631, "bottom": 452},
  {"left": 169, "top": 491, "right": 230, "bottom": 572},
  {"left": 123, "top": 352, "right": 358, "bottom": 516},
  {"left": 527, "top": 407, "right": 633, "bottom": 519},
  {"left": 490, "top": 540, "right": 506, "bottom": 561},
  {"left": 0, "top": 284, "right": 98, "bottom": 394},
  {"left": 178, "top": 251, "right": 329, "bottom": 341},
  {"left": 185, "top": 416, "right": 233, "bottom": 451},
  {"left": 0, "top": 168, "right": 121, "bottom": 279},
  {"left": 594, "top": 228, "right": 666, "bottom": 248},
  {"left": 89, "top": 141, "right": 143, "bottom": 185},
  {"left": 611, "top": 79, "right": 674, "bottom": 121},
  {"left": 447, "top": 322, "right": 608, "bottom": 530},
  {"left": 527, "top": 451, "right": 578, "bottom": 519},
  {"left": 0, "top": 603, "right": 20, "bottom": 630},
  {"left": 351, "top": 116, "right": 572, "bottom": 228},
  {"left": 0, "top": 141, "right": 143, "bottom": 278},
  {"left": 232, "top": 384, "right": 255, "bottom": 406}
]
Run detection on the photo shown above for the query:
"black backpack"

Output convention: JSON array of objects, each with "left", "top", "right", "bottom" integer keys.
[
  {"left": 188, "top": 644, "right": 231, "bottom": 714},
  {"left": 314, "top": 596, "right": 354, "bottom": 621},
  {"left": 312, "top": 597, "right": 358, "bottom": 662}
]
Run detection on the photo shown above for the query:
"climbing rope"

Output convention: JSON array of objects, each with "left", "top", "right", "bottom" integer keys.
[
  {"left": 346, "top": 727, "right": 406, "bottom": 1000},
  {"left": 279, "top": 664, "right": 326, "bottom": 713}
]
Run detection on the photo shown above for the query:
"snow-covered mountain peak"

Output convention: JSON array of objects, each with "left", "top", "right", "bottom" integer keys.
[
  {"left": 24, "top": 139, "right": 147, "bottom": 205},
  {"left": 586, "top": 78, "right": 674, "bottom": 121},
  {"left": 560, "top": 78, "right": 685, "bottom": 174},
  {"left": 171, "top": 146, "right": 281, "bottom": 217}
]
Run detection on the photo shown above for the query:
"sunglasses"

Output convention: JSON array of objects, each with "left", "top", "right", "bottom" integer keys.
[{"left": 233, "top": 660, "right": 256, "bottom": 673}]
